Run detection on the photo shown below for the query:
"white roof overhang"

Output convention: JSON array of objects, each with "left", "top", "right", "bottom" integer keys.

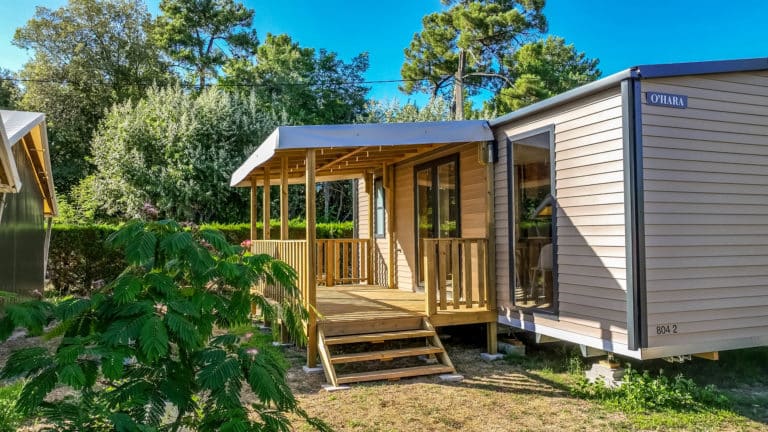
[
  {"left": 231, "top": 120, "right": 494, "bottom": 187},
  {"left": 0, "top": 110, "right": 57, "bottom": 217}
]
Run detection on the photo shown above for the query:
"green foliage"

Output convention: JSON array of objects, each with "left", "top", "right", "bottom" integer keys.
[
  {"left": 489, "top": 36, "right": 601, "bottom": 113},
  {"left": 222, "top": 33, "right": 370, "bottom": 125},
  {"left": 0, "top": 69, "right": 20, "bottom": 110},
  {"left": 572, "top": 366, "right": 731, "bottom": 413},
  {"left": 85, "top": 85, "right": 280, "bottom": 222},
  {"left": 0, "top": 220, "right": 327, "bottom": 431},
  {"left": 0, "top": 381, "right": 26, "bottom": 432},
  {"left": 401, "top": 0, "right": 547, "bottom": 100},
  {"left": 13, "top": 0, "right": 171, "bottom": 193},
  {"left": 155, "top": 0, "right": 259, "bottom": 88},
  {"left": 360, "top": 97, "right": 451, "bottom": 123},
  {"left": 47, "top": 224, "right": 125, "bottom": 297},
  {"left": 46, "top": 221, "right": 353, "bottom": 296}
]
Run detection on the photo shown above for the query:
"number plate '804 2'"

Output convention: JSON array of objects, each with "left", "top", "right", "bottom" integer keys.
[{"left": 655, "top": 323, "right": 679, "bottom": 335}]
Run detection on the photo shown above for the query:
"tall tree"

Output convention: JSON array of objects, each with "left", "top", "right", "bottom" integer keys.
[
  {"left": 489, "top": 36, "right": 600, "bottom": 112},
  {"left": 0, "top": 69, "right": 20, "bottom": 109},
  {"left": 154, "top": 0, "right": 259, "bottom": 88},
  {"left": 401, "top": 0, "right": 547, "bottom": 117},
  {"left": 85, "top": 86, "right": 280, "bottom": 223},
  {"left": 14, "top": 0, "right": 170, "bottom": 193},
  {"left": 222, "top": 33, "right": 370, "bottom": 125}
]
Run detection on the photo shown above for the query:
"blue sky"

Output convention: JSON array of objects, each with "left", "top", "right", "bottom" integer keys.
[{"left": 1, "top": 0, "right": 767, "bottom": 104}]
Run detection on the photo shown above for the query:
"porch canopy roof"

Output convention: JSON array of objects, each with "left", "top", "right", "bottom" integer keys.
[{"left": 230, "top": 120, "right": 493, "bottom": 187}]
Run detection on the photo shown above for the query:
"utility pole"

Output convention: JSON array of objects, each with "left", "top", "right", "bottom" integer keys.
[{"left": 452, "top": 49, "right": 465, "bottom": 120}]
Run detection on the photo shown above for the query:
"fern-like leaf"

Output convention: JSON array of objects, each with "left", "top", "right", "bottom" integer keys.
[
  {"left": 164, "top": 311, "right": 201, "bottom": 349},
  {"left": 197, "top": 356, "right": 241, "bottom": 391},
  {"left": 124, "top": 230, "right": 157, "bottom": 266},
  {"left": 16, "top": 367, "right": 58, "bottom": 414},
  {"left": 112, "top": 274, "right": 143, "bottom": 305},
  {"left": 139, "top": 316, "right": 168, "bottom": 362}
]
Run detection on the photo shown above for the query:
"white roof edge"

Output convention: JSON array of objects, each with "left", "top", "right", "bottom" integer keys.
[
  {"left": 489, "top": 68, "right": 633, "bottom": 127},
  {"left": 230, "top": 128, "right": 279, "bottom": 187},
  {"left": 0, "top": 110, "right": 57, "bottom": 216},
  {"left": 0, "top": 113, "right": 22, "bottom": 192},
  {"left": 230, "top": 120, "right": 493, "bottom": 187}
]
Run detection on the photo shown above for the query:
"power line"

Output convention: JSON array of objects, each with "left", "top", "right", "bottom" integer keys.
[{"left": 0, "top": 75, "right": 437, "bottom": 89}]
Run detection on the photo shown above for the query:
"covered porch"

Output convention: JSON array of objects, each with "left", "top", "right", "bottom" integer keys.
[{"left": 230, "top": 121, "right": 498, "bottom": 383}]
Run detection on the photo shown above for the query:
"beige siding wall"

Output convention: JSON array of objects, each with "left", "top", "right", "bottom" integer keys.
[
  {"left": 357, "top": 178, "right": 369, "bottom": 239},
  {"left": 493, "top": 88, "right": 629, "bottom": 343},
  {"left": 641, "top": 71, "right": 768, "bottom": 348},
  {"left": 392, "top": 143, "right": 489, "bottom": 292},
  {"left": 357, "top": 176, "right": 390, "bottom": 287}
]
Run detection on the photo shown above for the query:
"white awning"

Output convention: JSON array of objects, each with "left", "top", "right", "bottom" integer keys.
[
  {"left": 231, "top": 120, "right": 493, "bottom": 187},
  {"left": 0, "top": 110, "right": 57, "bottom": 217}
]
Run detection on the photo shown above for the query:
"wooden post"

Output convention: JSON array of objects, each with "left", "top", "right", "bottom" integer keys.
[
  {"left": 367, "top": 172, "right": 375, "bottom": 285},
  {"left": 423, "top": 240, "right": 436, "bottom": 316},
  {"left": 385, "top": 165, "right": 397, "bottom": 289},
  {"left": 305, "top": 150, "right": 318, "bottom": 368},
  {"left": 484, "top": 142, "right": 498, "bottom": 354},
  {"left": 280, "top": 156, "right": 289, "bottom": 240},
  {"left": 250, "top": 176, "right": 258, "bottom": 242},
  {"left": 263, "top": 168, "right": 271, "bottom": 240}
]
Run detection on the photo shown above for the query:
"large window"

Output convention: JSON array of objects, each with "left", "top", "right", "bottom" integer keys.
[
  {"left": 415, "top": 155, "right": 459, "bottom": 283},
  {"left": 510, "top": 129, "right": 556, "bottom": 311},
  {"left": 374, "top": 178, "right": 385, "bottom": 238}
]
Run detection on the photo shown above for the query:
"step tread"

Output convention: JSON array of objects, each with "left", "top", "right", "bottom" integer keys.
[
  {"left": 324, "top": 329, "right": 435, "bottom": 345},
  {"left": 336, "top": 364, "right": 454, "bottom": 384},
  {"left": 331, "top": 346, "right": 444, "bottom": 364}
]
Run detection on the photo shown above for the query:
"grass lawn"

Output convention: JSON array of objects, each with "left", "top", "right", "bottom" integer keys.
[
  {"left": 282, "top": 327, "right": 768, "bottom": 432},
  {"left": 1, "top": 325, "right": 766, "bottom": 431}
]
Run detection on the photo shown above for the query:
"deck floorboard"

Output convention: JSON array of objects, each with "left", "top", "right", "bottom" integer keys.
[{"left": 317, "top": 285, "right": 495, "bottom": 327}]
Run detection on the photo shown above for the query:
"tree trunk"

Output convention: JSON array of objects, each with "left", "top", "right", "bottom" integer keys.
[{"left": 453, "top": 49, "right": 465, "bottom": 120}]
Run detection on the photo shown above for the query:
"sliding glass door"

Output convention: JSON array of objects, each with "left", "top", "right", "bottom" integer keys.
[{"left": 415, "top": 155, "right": 459, "bottom": 283}]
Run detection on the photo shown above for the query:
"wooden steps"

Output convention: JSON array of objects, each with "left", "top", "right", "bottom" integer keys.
[
  {"left": 336, "top": 364, "right": 454, "bottom": 384},
  {"left": 331, "top": 346, "right": 445, "bottom": 364},
  {"left": 324, "top": 329, "right": 435, "bottom": 345},
  {"left": 317, "top": 317, "right": 455, "bottom": 386}
]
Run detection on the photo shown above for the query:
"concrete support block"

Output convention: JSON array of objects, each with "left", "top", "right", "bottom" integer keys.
[
  {"left": 322, "top": 384, "right": 351, "bottom": 392},
  {"left": 438, "top": 374, "right": 464, "bottom": 382},
  {"left": 302, "top": 365, "right": 323, "bottom": 374},
  {"left": 480, "top": 352, "right": 504, "bottom": 361},
  {"left": 585, "top": 362, "right": 625, "bottom": 388},
  {"left": 498, "top": 341, "right": 526, "bottom": 357}
]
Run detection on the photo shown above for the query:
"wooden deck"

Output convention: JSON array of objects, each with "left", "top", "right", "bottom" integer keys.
[{"left": 317, "top": 285, "right": 496, "bottom": 336}]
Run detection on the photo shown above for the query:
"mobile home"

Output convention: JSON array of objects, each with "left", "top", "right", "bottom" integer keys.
[
  {"left": 491, "top": 57, "right": 768, "bottom": 359},
  {"left": 231, "top": 57, "right": 768, "bottom": 385},
  {"left": 0, "top": 110, "right": 57, "bottom": 296}
]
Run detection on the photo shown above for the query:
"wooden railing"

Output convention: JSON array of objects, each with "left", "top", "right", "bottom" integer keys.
[
  {"left": 316, "top": 239, "right": 370, "bottom": 286},
  {"left": 422, "top": 238, "right": 490, "bottom": 315},
  {"left": 251, "top": 240, "right": 309, "bottom": 304}
]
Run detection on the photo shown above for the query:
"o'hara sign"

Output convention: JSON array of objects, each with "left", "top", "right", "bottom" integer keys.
[{"left": 646, "top": 91, "right": 688, "bottom": 109}]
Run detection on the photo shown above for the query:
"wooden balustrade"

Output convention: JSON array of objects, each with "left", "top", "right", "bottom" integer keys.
[
  {"left": 422, "top": 238, "right": 490, "bottom": 316},
  {"left": 316, "top": 239, "right": 370, "bottom": 286},
  {"left": 250, "top": 240, "right": 309, "bottom": 304}
]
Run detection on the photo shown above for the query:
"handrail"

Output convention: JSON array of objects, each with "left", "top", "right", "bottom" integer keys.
[
  {"left": 422, "top": 238, "right": 490, "bottom": 317},
  {"left": 316, "top": 239, "right": 370, "bottom": 286},
  {"left": 251, "top": 240, "right": 309, "bottom": 305}
]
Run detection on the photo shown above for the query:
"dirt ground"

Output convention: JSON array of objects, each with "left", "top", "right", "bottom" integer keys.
[
  {"left": 2, "top": 328, "right": 767, "bottom": 431},
  {"left": 282, "top": 336, "right": 768, "bottom": 432}
]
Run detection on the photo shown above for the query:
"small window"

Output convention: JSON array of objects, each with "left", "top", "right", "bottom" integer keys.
[{"left": 374, "top": 178, "right": 385, "bottom": 238}]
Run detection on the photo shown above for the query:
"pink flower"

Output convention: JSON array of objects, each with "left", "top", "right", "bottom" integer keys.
[
  {"left": 246, "top": 348, "right": 259, "bottom": 358},
  {"left": 240, "top": 239, "right": 252, "bottom": 248}
]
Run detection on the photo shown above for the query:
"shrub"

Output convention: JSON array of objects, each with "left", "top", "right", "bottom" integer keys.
[
  {"left": 572, "top": 366, "right": 731, "bottom": 413},
  {"left": 2, "top": 220, "right": 328, "bottom": 431},
  {"left": 48, "top": 220, "right": 354, "bottom": 296},
  {"left": 0, "top": 381, "right": 25, "bottom": 432}
]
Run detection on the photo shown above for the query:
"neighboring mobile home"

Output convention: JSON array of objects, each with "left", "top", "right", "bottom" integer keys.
[
  {"left": 0, "top": 110, "right": 57, "bottom": 296},
  {"left": 232, "top": 57, "right": 768, "bottom": 385}
]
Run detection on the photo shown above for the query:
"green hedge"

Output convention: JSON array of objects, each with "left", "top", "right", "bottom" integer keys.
[{"left": 48, "top": 220, "right": 354, "bottom": 295}]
